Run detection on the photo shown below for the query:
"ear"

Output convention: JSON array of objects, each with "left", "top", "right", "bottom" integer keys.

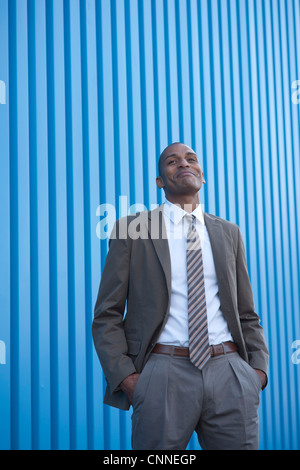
[
  {"left": 201, "top": 171, "right": 206, "bottom": 184},
  {"left": 156, "top": 176, "right": 165, "bottom": 189}
]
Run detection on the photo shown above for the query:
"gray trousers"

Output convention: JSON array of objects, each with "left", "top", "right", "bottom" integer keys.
[{"left": 131, "top": 351, "right": 262, "bottom": 450}]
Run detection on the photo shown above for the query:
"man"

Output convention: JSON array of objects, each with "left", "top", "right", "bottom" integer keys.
[{"left": 92, "top": 142, "right": 269, "bottom": 450}]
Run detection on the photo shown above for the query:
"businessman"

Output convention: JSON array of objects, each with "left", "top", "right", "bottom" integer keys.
[{"left": 92, "top": 142, "right": 269, "bottom": 450}]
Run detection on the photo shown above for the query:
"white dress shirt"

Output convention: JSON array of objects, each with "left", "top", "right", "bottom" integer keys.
[{"left": 157, "top": 199, "right": 233, "bottom": 347}]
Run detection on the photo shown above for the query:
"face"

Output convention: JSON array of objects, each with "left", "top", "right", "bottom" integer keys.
[{"left": 156, "top": 143, "right": 205, "bottom": 197}]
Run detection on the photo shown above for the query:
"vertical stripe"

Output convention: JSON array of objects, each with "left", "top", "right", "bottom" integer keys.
[
  {"left": 8, "top": 0, "right": 19, "bottom": 449},
  {"left": 0, "top": 0, "right": 11, "bottom": 450}
]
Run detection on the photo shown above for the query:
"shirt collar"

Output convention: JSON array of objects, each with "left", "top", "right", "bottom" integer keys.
[{"left": 163, "top": 198, "right": 205, "bottom": 226}]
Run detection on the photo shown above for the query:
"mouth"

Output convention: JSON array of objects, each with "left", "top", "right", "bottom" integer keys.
[{"left": 176, "top": 170, "right": 195, "bottom": 178}]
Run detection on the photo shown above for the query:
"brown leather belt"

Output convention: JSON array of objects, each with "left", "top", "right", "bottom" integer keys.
[{"left": 152, "top": 341, "right": 238, "bottom": 358}]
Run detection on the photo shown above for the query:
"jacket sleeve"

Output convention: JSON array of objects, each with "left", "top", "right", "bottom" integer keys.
[
  {"left": 236, "top": 227, "right": 269, "bottom": 384},
  {"left": 92, "top": 219, "right": 136, "bottom": 393}
]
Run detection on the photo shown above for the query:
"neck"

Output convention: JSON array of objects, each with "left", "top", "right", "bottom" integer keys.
[{"left": 165, "top": 193, "right": 200, "bottom": 213}]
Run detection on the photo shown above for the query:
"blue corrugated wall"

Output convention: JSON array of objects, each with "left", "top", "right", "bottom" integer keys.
[{"left": 0, "top": 0, "right": 300, "bottom": 450}]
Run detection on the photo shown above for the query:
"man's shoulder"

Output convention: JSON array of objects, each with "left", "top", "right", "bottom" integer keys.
[
  {"left": 111, "top": 207, "right": 159, "bottom": 240},
  {"left": 115, "top": 208, "right": 152, "bottom": 227},
  {"left": 204, "top": 212, "right": 240, "bottom": 233},
  {"left": 115, "top": 205, "right": 163, "bottom": 226}
]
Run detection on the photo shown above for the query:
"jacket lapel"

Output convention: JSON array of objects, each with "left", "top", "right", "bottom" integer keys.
[
  {"left": 148, "top": 205, "right": 172, "bottom": 299},
  {"left": 204, "top": 213, "right": 235, "bottom": 324},
  {"left": 204, "top": 213, "right": 227, "bottom": 283}
]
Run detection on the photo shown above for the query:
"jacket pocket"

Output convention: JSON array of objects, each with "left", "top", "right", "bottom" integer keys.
[{"left": 127, "top": 339, "right": 141, "bottom": 357}]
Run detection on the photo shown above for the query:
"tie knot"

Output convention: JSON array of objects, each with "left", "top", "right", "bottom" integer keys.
[{"left": 186, "top": 214, "right": 196, "bottom": 230}]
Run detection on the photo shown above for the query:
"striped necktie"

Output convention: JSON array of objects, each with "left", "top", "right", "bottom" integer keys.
[{"left": 186, "top": 214, "right": 210, "bottom": 370}]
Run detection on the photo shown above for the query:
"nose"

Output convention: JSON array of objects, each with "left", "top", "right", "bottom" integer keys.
[{"left": 178, "top": 157, "right": 190, "bottom": 167}]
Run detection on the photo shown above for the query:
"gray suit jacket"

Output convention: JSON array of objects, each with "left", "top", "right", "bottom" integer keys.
[{"left": 92, "top": 205, "right": 269, "bottom": 410}]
